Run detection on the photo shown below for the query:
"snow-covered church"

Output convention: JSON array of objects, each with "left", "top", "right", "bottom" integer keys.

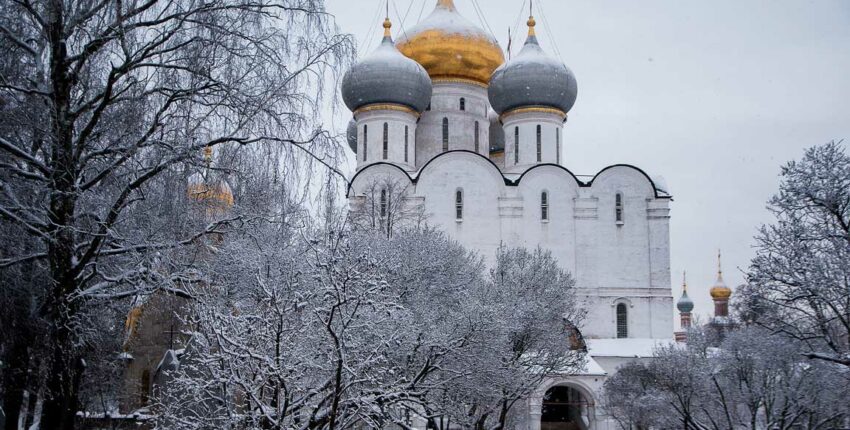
[{"left": 343, "top": 1, "right": 679, "bottom": 429}]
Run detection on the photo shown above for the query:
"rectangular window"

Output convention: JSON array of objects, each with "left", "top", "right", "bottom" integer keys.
[
  {"left": 455, "top": 190, "right": 463, "bottom": 220},
  {"left": 382, "top": 123, "right": 388, "bottom": 160},
  {"left": 615, "top": 193, "right": 624, "bottom": 224},
  {"left": 556, "top": 129, "right": 560, "bottom": 164},
  {"left": 442, "top": 118, "right": 449, "bottom": 151},
  {"left": 536, "top": 125, "right": 542, "bottom": 162},
  {"left": 363, "top": 125, "right": 368, "bottom": 162},
  {"left": 404, "top": 126, "right": 409, "bottom": 162},
  {"left": 514, "top": 127, "right": 519, "bottom": 164},
  {"left": 541, "top": 191, "right": 549, "bottom": 221}
]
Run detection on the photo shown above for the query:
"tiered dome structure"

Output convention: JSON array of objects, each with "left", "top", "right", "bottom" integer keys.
[
  {"left": 342, "top": 18, "right": 431, "bottom": 169},
  {"left": 396, "top": 0, "right": 504, "bottom": 86}
]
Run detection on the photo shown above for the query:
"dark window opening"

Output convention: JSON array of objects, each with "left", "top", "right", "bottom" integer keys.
[
  {"left": 617, "top": 303, "right": 628, "bottom": 338},
  {"left": 536, "top": 124, "right": 542, "bottom": 162},
  {"left": 442, "top": 118, "right": 449, "bottom": 151},
  {"left": 455, "top": 189, "right": 463, "bottom": 220},
  {"left": 382, "top": 122, "right": 388, "bottom": 160}
]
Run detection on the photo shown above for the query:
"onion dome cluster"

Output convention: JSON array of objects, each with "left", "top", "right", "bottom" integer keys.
[
  {"left": 342, "top": 18, "right": 432, "bottom": 114},
  {"left": 488, "top": 16, "right": 577, "bottom": 116},
  {"left": 397, "top": 0, "right": 505, "bottom": 86}
]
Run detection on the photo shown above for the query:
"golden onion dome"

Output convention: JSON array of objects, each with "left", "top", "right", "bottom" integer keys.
[
  {"left": 187, "top": 147, "right": 234, "bottom": 211},
  {"left": 397, "top": 0, "right": 505, "bottom": 87},
  {"left": 709, "top": 251, "right": 732, "bottom": 300}
]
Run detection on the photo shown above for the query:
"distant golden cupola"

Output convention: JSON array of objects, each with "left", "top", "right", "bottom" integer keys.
[
  {"left": 709, "top": 250, "right": 732, "bottom": 300},
  {"left": 397, "top": 0, "right": 505, "bottom": 87},
  {"left": 187, "top": 147, "right": 234, "bottom": 216}
]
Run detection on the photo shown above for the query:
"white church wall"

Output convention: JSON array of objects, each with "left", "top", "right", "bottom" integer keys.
[
  {"left": 354, "top": 109, "right": 418, "bottom": 171},
  {"left": 501, "top": 111, "right": 564, "bottom": 172},
  {"left": 513, "top": 166, "right": 580, "bottom": 277},
  {"left": 415, "top": 83, "right": 490, "bottom": 167},
  {"left": 413, "top": 152, "right": 504, "bottom": 261}
]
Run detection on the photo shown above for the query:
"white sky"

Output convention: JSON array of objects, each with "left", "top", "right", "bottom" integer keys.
[{"left": 325, "top": 0, "right": 850, "bottom": 325}]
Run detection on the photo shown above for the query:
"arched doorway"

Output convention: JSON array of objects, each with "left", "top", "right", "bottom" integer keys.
[{"left": 540, "top": 385, "right": 591, "bottom": 430}]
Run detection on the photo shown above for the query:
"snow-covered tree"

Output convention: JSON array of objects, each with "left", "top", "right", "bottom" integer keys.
[
  {"left": 603, "top": 326, "right": 850, "bottom": 430},
  {"left": 0, "top": 0, "right": 352, "bottom": 426},
  {"left": 152, "top": 224, "right": 584, "bottom": 430},
  {"left": 738, "top": 141, "right": 850, "bottom": 368}
]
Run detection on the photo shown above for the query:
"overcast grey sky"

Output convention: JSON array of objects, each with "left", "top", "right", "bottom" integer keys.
[{"left": 325, "top": 0, "right": 850, "bottom": 324}]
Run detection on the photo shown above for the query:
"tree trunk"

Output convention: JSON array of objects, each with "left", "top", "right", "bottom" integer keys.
[
  {"left": 40, "top": 0, "right": 83, "bottom": 428},
  {"left": 1, "top": 333, "right": 30, "bottom": 430}
]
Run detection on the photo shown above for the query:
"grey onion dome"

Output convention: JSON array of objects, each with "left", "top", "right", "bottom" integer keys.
[
  {"left": 677, "top": 291, "right": 695, "bottom": 313},
  {"left": 346, "top": 118, "right": 357, "bottom": 153},
  {"left": 488, "top": 20, "right": 577, "bottom": 115},
  {"left": 342, "top": 19, "right": 432, "bottom": 114}
]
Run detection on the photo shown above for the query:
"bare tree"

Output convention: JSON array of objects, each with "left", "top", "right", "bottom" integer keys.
[
  {"left": 0, "top": 0, "right": 352, "bottom": 427},
  {"left": 738, "top": 140, "right": 850, "bottom": 368},
  {"left": 603, "top": 326, "right": 850, "bottom": 430},
  {"left": 349, "top": 176, "right": 425, "bottom": 238}
]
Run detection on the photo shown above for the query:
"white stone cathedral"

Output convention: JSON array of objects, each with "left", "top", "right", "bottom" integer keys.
[{"left": 343, "top": 1, "right": 676, "bottom": 428}]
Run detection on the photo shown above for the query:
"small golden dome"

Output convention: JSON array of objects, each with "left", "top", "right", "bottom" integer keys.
[
  {"left": 187, "top": 147, "right": 234, "bottom": 213},
  {"left": 710, "top": 250, "right": 732, "bottom": 300},
  {"left": 397, "top": 0, "right": 505, "bottom": 86}
]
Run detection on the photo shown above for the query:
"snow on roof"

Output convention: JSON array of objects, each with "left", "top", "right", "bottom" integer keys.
[
  {"left": 586, "top": 338, "right": 675, "bottom": 358},
  {"left": 579, "top": 355, "right": 607, "bottom": 376}
]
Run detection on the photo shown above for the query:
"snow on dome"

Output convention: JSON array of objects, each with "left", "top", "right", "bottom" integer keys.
[
  {"left": 397, "top": 0, "right": 504, "bottom": 85},
  {"left": 488, "top": 17, "right": 577, "bottom": 115},
  {"left": 342, "top": 19, "right": 432, "bottom": 113}
]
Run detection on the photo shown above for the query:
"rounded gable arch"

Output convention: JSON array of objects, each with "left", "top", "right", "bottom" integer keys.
[{"left": 588, "top": 164, "right": 665, "bottom": 199}]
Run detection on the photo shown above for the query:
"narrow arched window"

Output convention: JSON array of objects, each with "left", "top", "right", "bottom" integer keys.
[
  {"left": 555, "top": 129, "right": 561, "bottom": 164},
  {"left": 404, "top": 126, "right": 409, "bottom": 162},
  {"left": 455, "top": 189, "right": 463, "bottom": 220},
  {"left": 474, "top": 121, "right": 480, "bottom": 152},
  {"left": 362, "top": 125, "right": 368, "bottom": 162},
  {"left": 442, "top": 118, "right": 449, "bottom": 151},
  {"left": 382, "top": 122, "right": 389, "bottom": 160},
  {"left": 459, "top": 98, "right": 466, "bottom": 111},
  {"left": 426, "top": 103, "right": 431, "bottom": 111},
  {"left": 536, "top": 125, "right": 542, "bottom": 162},
  {"left": 616, "top": 303, "right": 628, "bottom": 338},
  {"left": 514, "top": 126, "right": 519, "bottom": 164},
  {"left": 615, "top": 193, "right": 624, "bottom": 223},
  {"left": 541, "top": 191, "right": 549, "bottom": 221},
  {"left": 380, "top": 189, "right": 387, "bottom": 218}
]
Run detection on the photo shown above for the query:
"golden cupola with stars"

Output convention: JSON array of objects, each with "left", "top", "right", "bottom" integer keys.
[{"left": 397, "top": 0, "right": 505, "bottom": 87}]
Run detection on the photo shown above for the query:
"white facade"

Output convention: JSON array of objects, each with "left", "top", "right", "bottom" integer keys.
[
  {"left": 348, "top": 120, "right": 675, "bottom": 429},
  {"left": 344, "top": 3, "right": 675, "bottom": 428}
]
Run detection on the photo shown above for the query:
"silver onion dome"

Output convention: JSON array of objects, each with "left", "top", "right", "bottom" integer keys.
[
  {"left": 677, "top": 291, "right": 694, "bottom": 313},
  {"left": 677, "top": 273, "right": 695, "bottom": 313},
  {"left": 488, "top": 18, "right": 577, "bottom": 115},
  {"left": 342, "top": 19, "right": 432, "bottom": 114},
  {"left": 346, "top": 118, "right": 357, "bottom": 153}
]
